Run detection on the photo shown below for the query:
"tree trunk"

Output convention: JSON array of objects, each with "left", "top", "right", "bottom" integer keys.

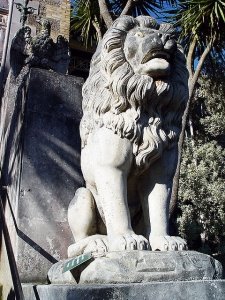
[
  {"left": 121, "top": 0, "right": 135, "bottom": 16},
  {"left": 169, "top": 38, "right": 214, "bottom": 218},
  {"left": 98, "top": 0, "right": 113, "bottom": 29},
  {"left": 186, "top": 37, "right": 197, "bottom": 77},
  {"left": 92, "top": 20, "right": 103, "bottom": 41},
  {"left": 189, "top": 114, "right": 197, "bottom": 166}
]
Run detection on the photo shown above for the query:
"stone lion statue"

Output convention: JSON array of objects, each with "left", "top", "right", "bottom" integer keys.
[{"left": 68, "top": 15, "right": 189, "bottom": 257}]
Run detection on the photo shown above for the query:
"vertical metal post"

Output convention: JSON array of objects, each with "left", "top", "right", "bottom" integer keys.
[
  {"left": 0, "top": 0, "right": 14, "bottom": 96},
  {"left": 0, "top": 193, "right": 25, "bottom": 300}
]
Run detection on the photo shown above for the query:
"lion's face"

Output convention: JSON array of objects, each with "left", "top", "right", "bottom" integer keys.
[{"left": 124, "top": 26, "right": 177, "bottom": 78}]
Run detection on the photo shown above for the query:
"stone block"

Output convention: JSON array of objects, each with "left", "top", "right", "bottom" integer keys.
[
  {"left": 79, "top": 250, "right": 223, "bottom": 284},
  {"left": 22, "top": 280, "right": 225, "bottom": 300},
  {"left": 48, "top": 250, "right": 223, "bottom": 285},
  {"left": 16, "top": 69, "right": 84, "bottom": 282}
]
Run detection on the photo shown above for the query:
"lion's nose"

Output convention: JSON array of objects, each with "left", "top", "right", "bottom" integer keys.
[
  {"left": 158, "top": 32, "right": 172, "bottom": 45},
  {"left": 143, "top": 33, "right": 164, "bottom": 53}
]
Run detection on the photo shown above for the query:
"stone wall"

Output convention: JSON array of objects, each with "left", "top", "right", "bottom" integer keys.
[
  {"left": 27, "top": 0, "right": 71, "bottom": 41},
  {"left": 0, "top": 68, "right": 84, "bottom": 284}
]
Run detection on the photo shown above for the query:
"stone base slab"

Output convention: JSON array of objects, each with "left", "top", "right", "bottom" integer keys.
[
  {"left": 79, "top": 250, "right": 222, "bottom": 284},
  {"left": 22, "top": 280, "right": 225, "bottom": 300},
  {"left": 48, "top": 250, "right": 223, "bottom": 284}
]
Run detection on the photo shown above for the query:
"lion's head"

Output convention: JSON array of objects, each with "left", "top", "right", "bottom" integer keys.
[{"left": 81, "top": 15, "right": 189, "bottom": 174}]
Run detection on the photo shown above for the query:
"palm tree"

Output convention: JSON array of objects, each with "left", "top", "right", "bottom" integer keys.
[
  {"left": 168, "top": 0, "right": 225, "bottom": 219},
  {"left": 70, "top": 0, "right": 176, "bottom": 46},
  {"left": 70, "top": 0, "right": 103, "bottom": 46}
]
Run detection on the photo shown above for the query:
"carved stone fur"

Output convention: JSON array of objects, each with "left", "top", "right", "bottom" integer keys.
[
  {"left": 81, "top": 15, "right": 188, "bottom": 174},
  {"left": 68, "top": 15, "right": 189, "bottom": 256}
]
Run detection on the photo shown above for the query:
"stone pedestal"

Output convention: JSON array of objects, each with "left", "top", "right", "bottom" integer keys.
[
  {"left": 0, "top": 68, "right": 84, "bottom": 282},
  {"left": 48, "top": 250, "right": 223, "bottom": 285},
  {"left": 79, "top": 250, "right": 223, "bottom": 284},
  {"left": 45, "top": 250, "right": 224, "bottom": 300},
  {"left": 22, "top": 280, "right": 225, "bottom": 300},
  {"left": 16, "top": 69, "right": 84, "bottom": 281}
]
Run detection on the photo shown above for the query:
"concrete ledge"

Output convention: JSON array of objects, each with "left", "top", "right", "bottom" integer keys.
[{"left": 23, "top": 280, "right": 225, "bottom": 300}]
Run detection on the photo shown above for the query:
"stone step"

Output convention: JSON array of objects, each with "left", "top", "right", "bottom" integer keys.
[{"left": 22, "top": 280, "right": 225, "bottom": 300}]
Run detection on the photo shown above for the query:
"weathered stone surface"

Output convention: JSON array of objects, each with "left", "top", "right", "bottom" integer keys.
[
  {"left": 48, "top": 251, "right": 223, "bottom": 285},
  {"left": 67, "top": 15, "right": 189, "bottom": 257},
  {"left": 10, "top": 20, "right": 70, "bottom": 78},
  {"left": 22, "top": 280, "right": 225, "bottom": 300},
  {"left": 17, "top": 69, "right": 84, "bottom": 282},
  {"left": 80, "top": 251, "right": 223, "bottom": 284},
  {"left": 0, "top": 68, "right": 84, "bottom": 283},
  {"left": 48, "top": 259, "right": 77, "bottom": 284}
]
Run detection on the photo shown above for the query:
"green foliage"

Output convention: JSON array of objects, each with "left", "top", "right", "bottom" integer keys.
[
  {"left": 165, "top": 0, "right": 225, "bottom": 72},
  {"left": 178, "top": 78, "right": 225, "bottom": 265},
  {"left": 194, "top": 76, "right": 225, "bottom": 140},
  {"left": 70, "top": 0, "right": 102, "bottom": 46},
  {"left": 170, "top": 0, "right": 225, "bottom": 39}
]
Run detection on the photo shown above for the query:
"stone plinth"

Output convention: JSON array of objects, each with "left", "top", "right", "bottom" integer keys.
[
  {"left": 17, "top": 69, "right": 83, "bottom": 282},
  {"left": 48, "top": 251, "right": 223, "bottom": 285},
  {"left": 22, "top": 280, "right": 225, "bottom": 300},
  {"left": 0, "top": 68, "right": 84, "bottom": 283},
  {"left": 79, "top": 250, "right": 223, "bottom": 284},
  {"left": 17, "top": 69, "right": 84, "bottom": 282}
]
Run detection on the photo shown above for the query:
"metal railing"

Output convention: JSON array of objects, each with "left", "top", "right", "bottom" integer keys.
[{"left": 0, "top": 181, "right": 25, "bottom": 299}]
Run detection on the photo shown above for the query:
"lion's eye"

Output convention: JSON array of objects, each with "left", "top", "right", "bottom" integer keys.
[{"left": 135, "top": 31, "right": 144, "bottom": 37}]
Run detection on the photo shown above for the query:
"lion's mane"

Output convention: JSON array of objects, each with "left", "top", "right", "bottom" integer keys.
[{"left": 81, "top": 15, "right": 189, "bottom": 174}]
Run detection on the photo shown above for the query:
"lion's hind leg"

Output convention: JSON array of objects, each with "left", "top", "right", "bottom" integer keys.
[
  {"left": 68, "top": 187, "right": 97, "bottom": 241},
  {"left": 68, "top": 187, "right": 108, "bottom": 257}
]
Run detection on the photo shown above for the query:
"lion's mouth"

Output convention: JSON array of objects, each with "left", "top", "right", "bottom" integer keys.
[{"left": 141, "top": 51, "right": 171, "bottom": 64}]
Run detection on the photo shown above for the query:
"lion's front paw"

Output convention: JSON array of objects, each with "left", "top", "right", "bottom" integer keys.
[
  {"left": 150, "top": 235, "right": 188, "bottom": 251},
  {"left": 84, "top": 237, "right": 108, "bottom": 254},
  {"left": 68, "top": 235, "right": 108, "bottom": 258},
  {"left": 109, "top": 234, "right": 150, "bottom": 251}
]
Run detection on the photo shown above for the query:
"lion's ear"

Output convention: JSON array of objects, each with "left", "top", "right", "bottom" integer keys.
[
  {"left": 159, "top": 23, "right": 175, "bottom": 34},
  {"left": 135, "top": 16, "right": 159, "bottom": 30},
  {"left": 111, "top": 15, "right": 137, "bottom": 31}
]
